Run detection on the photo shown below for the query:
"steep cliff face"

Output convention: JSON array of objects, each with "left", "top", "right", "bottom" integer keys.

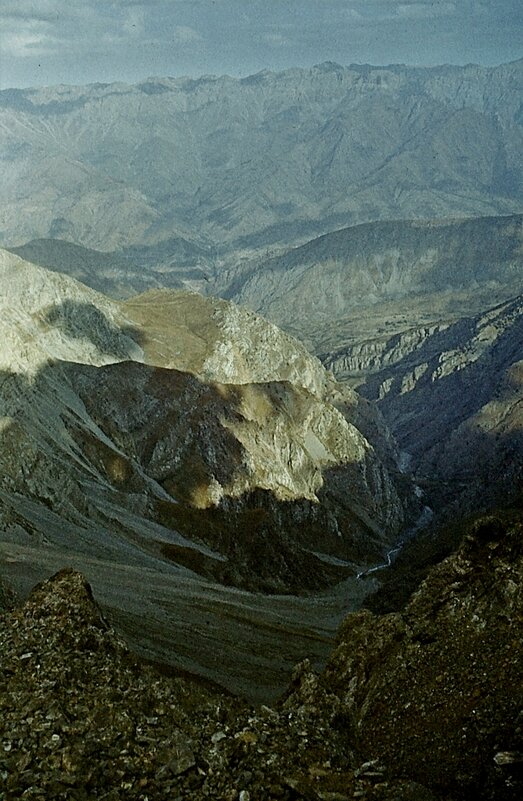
[
  {"left": 0, "top": 249, "right": 410, "bottom": 598},
  {"left": 343, "top": 295, "right": 523, "bottom": 517},
  {"left": 123, "top": 288, "right": 400, "bottom": 471},
  {"left": 123, "top": 289, "right": 332, "bottom": 396},
  {"left": 213, "top": 209, "right": 522, "bottom": 524},
  {"left": 322, "top": 322, "right": 451, "bottom": 381}
]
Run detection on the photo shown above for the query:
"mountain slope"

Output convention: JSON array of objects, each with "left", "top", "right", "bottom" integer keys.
[
  {"left": 314, "top": 512, "right": 523, "bottom": 801},
  {"left": 8, "top": 237, "right": 213, "bottom": 298},
  {"left": 1, "top": 60, "right": 522, "bottom": 254},
  {"left": 221, "top": 213, "right": 523, "bottom": 348},
  {"left": 329, "top": 294, "right": 523, "bottom": 520},
  {"left": 0, "top": 249, "right": 408, "bottom": 586},
  {"left": 0, "top": 249, "right": 413, "bottom": 693},
  {"left": 218, "top": 214, "right": 523, "bottom": 524},
  {"left": 2, "top": 512, "right": 521, "bottom": 800}
]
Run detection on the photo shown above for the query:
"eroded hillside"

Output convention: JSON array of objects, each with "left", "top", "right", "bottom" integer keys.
[
  {"left": 326, "top": 294, "right": 523, "bottom": 521},
  {"left": 0, "top": 248, "right": 413, "bottom": 696},
  {"left": 221, "top": 213, "right": 523, "bottom": 349}
]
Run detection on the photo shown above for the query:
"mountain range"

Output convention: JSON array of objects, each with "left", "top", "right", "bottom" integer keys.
[
  {"left": 1, "top": 57, "right": 523, "bottom": 800},
  {"left": 1, "top": 59, "right": 522, "bottom": 259},
  {"left": 203, "top": 212, "right": 523, "bottom": 524},
  {"left": 352, "top": 294, "right": 523, "bottom": 518},
  {"left": 12, "top": 212, "right": 521, "bottom": 531}
]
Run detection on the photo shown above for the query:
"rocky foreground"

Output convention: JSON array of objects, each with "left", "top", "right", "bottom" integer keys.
[{"left": 1, "top": 512, "right": 522, "bottom": 801}]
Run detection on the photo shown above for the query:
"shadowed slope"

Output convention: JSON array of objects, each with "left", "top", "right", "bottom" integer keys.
[{"left": 0, "top": 250, "right": 413, "bottom": 695}]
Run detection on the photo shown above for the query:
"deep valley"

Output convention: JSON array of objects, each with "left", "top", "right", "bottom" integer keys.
[{"left": 0, "top": 55, "right": 522, "bottom": 801}]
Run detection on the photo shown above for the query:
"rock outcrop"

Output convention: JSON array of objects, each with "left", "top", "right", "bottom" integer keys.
[
  {"left": 318, "top": 512, "right": 523, "bottom": 801},
  {"left": 343, "top": 295, "right": 523, "bottom": 519},
  {"left": 0, "top": 577, "right": 17, "bottom": 613},
  {"left": 0, "top": 569, "right": 243, "bottom": 801},
  {"left": 1, "top": 511, "right": 521, "bottom": 800}
]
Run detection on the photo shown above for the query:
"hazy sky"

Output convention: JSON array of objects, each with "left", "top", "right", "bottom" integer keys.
[{"left": 1, "top": 0, "right": 522, "bottom": 89}]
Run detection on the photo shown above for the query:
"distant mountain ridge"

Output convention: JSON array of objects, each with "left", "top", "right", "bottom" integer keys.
[
  {"left": 10, "top": 214, "right": 523, "bottom": 340},
  {"left": 7, "top": 238, "right": 212, "bottom": 298},
  {"left": 220, "top": 213, "right": 523, "bottom": 341},
  {"left": 1, "top": 59, "right": 522, "bottom": 255}
]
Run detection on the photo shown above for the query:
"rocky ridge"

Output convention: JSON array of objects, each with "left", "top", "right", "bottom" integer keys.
[
  {"left": 207, "top": 213, "right": 523, "bottom": 525},
  {"left": 221, "top": 214, "right": 523, "bottom": 350},
  {"left": 334, "top": 294, "right": 523, "bottom": 519},
  {"left": 1, "top": 510, "right": 521, "bottom": 801},
  {"left": 0, "top": 249, "right": 412, "bottom": 695},
  {"left": 0, "top": 250, "right": 408, "bottom": 586}
]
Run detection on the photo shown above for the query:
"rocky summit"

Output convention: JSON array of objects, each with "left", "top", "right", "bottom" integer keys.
[{"left": 1, "top": 511, "right": 521, "bottom": 801}]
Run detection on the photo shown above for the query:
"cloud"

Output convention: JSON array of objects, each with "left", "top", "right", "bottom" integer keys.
[
  {"left": 395, "top": 2, "right": 457, "bottom": 19},
  {"left": 0, "top": 0, "right": 521, "bottom": 89},
  {"left": 346, "top": 10, "right": 364, "bottom": 20},
  {"left": 320, "top": 1, "right": 458, "bottom": 25},
  {"left": 263, "top": 32, "right": 292, "bottom": 48},
  {"left": 0, "top": 2, "right": 204, "bottom": 50},
  {"left": 2, "top": 32, "right": 55, "bottom": 58},
  {"left": 0, "top": 11, "right": 62, "bottom": 59},
  {"left": 171, "top": 26, "right": 204, "bottom": 44},
  {"left": 0, "top": 1, "right": 61, "bottom": 23}
]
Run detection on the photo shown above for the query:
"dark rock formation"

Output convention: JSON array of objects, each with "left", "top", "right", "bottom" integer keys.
[
  {"left": 1, "top": 512, "right": 521, "bottom": 800},
  {"left": 0, "top": 577, "right": 17, "bottom": 613},
  {"left": 0, "top": 569, "right": 242, "bottom": 800},
  {"left": 319, "top": 512, "right": 523, "bottom": 801}
]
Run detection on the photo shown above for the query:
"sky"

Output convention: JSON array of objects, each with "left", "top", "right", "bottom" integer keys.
[{"left": 0, "top": 0, "right": 522, "bottom": 89}]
